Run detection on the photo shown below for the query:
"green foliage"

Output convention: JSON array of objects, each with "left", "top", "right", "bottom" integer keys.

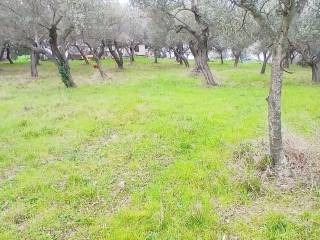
[
  {"left": 58, "top": 64, "right": 72, "bottom": 87},
  {"left": 0, "top": 58, "right": 319, "bottom": 239}
]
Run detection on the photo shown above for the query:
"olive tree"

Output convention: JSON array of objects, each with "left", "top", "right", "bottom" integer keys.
[
  {"left": 291, "top": 0, "right": 320, "bottom": 82},
  {"left": 122, "top": 7, "right": 146, "bottom": 64},
  {"left": 233, "top": 0, "right": 308, "bottom": 166},
  {"left": 0, "top": 0, "right": 81, "bottom": 87},
  {"left": 134, "top": 0, "right": 219, "bottom": 86}
]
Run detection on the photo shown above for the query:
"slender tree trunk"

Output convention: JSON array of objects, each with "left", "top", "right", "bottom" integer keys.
[
  {"left": 154, "top": 49, "right": 158, "bottom": 63},
  {"left": 289, "top": 52, "right": 296, "bottom": 64},
  {"left": 6, "top": 47, "right": 13, "bottom": 64},
  {"left": 95, "top": 58, "right": 105, "bottom": 78},
  {"left": 261, "top": 51, "right": 271, "bottom": 74},
  {"left": 234, "top": 54, "right": 240, "bottom": 67},
  {"left": 261, "top": 59, "right": 267, "bottom": 74},
  {"left": 130, "top": 46, "right": 135, "bottom": 62},
  {"left": 107, "top": 41, "right": 123, "bottom": 69},
  {"left": 220, "top": 51, "right": 224, "bottom": 64},
  {"left": 74, "top": 45, "right": 89, "bottom": 64},
  {"left": 268, "top": 43, "right": 286, "bottom": 166},
  {"left": 181, "top": 55, "right": 189, "bottom": 68},
  {"left": 174, "top": 50, "right": 180, "bottom": 63},
  {"left": 31, "top": 50, "right": 38, "bottom": 78},
  {"left": 0, "top": 47, "right": 5, "bottom": 60},
  {"left": 232, "top": 49, "right": 241, "bottom": 68},
  {"left": 257, "top": 53, "right": 261, "bottom": 61},
  {"left": 311, "top": 63, "right": 320, "bottom": 83},
  {"left": 87, "top": 41, "right": 105, "bottom": 78}
]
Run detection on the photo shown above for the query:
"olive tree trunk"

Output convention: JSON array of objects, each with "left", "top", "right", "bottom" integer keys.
[
  {"left": 173, "top": 47, "right": 189, "bottom": 68},
  {"left": 48, "top": 20, "right": 76, "bottom": 88},
  {"left": 129, "top": 46, "right": 135, "bottom": 63},
  {"left": 74, "top": 45, "right": 89, "bottom": 64},
  {"left": 189, "top": 40, "right": 217, "bottom": 86},
  {"left": 107, "top": 40, "right": 124, "bottom": 69},
  {"left": 268, "top": 44, "right": 285, "bottom": 165},
  {"left": 31, "top": 50, "right": 38, "bottom": 78},
  {"left": 232, "top": 49, "right": 241, "bottom": 68},
  {"left": 0, "top": 47, "right": 5, "bottom": 60},
  {"left": 261, "top": 50, "right": 271, "bottom": 74},
  {"left": 219, "top": 51, "right": 224, "bottom": 64},
  {"left": 6, "top": 47, "right": 13, "bottom": 64},
  {"left": 311, "top": 63, "right": 320, "bottom": 83}
]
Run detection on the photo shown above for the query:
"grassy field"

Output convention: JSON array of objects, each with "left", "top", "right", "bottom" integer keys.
[{"left": 0, "top": 57, "right": 320, "bottom": 239}]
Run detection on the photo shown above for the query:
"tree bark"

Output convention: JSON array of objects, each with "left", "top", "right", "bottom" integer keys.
[
  {"left": 234, "top": 55, "right": 240, "bottom": 67},
  {"left": 232, "top": 49, "right": 241, "bottom": 68},
  {"left": 261, "top": 50, "right": 271, "bottom": 74},
  {"left": 154, "top": 49, "right": 158, "bottom": 63},
  {"left": 219, "top": 51, "right": 224, "bottom": 64},
  {"left": 0, "top": 47, "right": 5, "bottom": 60},
  {"left": 125, "top": 45, "right": 135, "bottom": 64},
  {"left": 173, "top": 49, "right": 180, "bottom": 63},
  {"left": 94, "top": 41, "right": 106, "bottom": 78},
  {"left": 189, "top": 40, "right": 217, "bottom": 86},
  {"left": 31, "top": 50, "right": 38, "bottom": 78},
  {"left": 129, "top": 46, "right": 135, "bottom": 63},
  {"left": 268, "top": 43, "right": 285, "bottom": 166},
  {"left": 311, "top": 63, "right": 320, "bottom": 83},
  {"left": 107, "top": 40, "right": 124, "bottom": 69},
  {"left": 6, "top": 47, "right": 13, "bottom": 64},
  {"left": 49, "top": 22, "right": 76, "bottom": 88},
  {"left": 95, "top": 58, "right": 105, "bottom": 78},
  {"left": 236, "top": 0, "right": 306, "bottom": 168},
  {"left": 173, "top": 47, "right": 189, "bottom": 68},
  {"left": 74, "top": 45, "right": 89, "bottom": 64}
]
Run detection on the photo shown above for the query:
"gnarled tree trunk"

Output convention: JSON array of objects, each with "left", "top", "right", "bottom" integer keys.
[
  {"left": 49, "top": 21, "right": 76, "bottom": 88},
  {"left": 107, "top": 40, "right": 124, "bottom": 69},
  {"left": 189, "top": 40, "right": 217, "bottom": 86},
  {"left": 173, "top": 45, "right": 189, "bottom": 68}
]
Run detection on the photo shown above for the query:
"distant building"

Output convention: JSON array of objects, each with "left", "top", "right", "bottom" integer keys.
[{"left": 134, "top": 44, "right": 146, "bottom": 56}]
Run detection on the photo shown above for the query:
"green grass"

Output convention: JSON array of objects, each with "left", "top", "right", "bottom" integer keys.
[{"left": 0, "top": 57, "right": 319, "bottom": 239}]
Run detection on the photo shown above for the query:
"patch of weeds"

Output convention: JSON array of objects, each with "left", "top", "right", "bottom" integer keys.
[
  {"left": 179, "top": 141, "right": 193, "bottom": 153},
  {"left": 256, "top": 155, "right": 273, "bottom": 172},
  {"left": 264, "top": 214, "right": 289, "bottom": 239},
  {"left": 145, "top": 231, "right": 159, "bottom": 240},
  {"left": 17, "top": 119, "right": 29, "bottom": 128},
  {"left": 185, "top": 202, "right": 206, "bottom": 228},
  {"left": 238, "top": 175, "right": 262, "bottom": 195},
  {"left": 75, "top": 216, "right": 94, "bottom": 226},
  {"left": 23, "top": 127, "right": 61, "bottom": 139},
  {"left": 13, "top": 212, "right": 29, "bottom": 225}
]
